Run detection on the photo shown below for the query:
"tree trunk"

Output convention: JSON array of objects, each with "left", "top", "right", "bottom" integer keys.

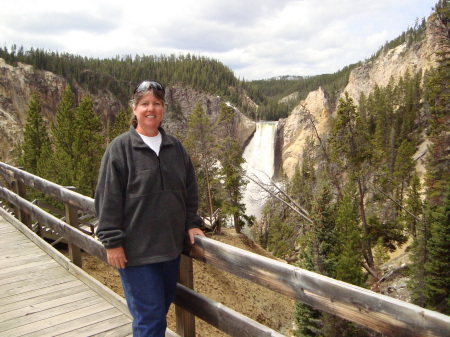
[
  {"left": 234, "top": 213, "right": 241, "bottom": 233},
  {"left": 202, "top": 155, "right": 214, "bottom": 224},
  {"left": 357, "top": 178, "right": 374, "bottom": 270}
]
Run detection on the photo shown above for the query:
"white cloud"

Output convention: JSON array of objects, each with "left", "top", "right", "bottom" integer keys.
[{"left": 0, "top": 0, "right": 436, "bottom": 80}]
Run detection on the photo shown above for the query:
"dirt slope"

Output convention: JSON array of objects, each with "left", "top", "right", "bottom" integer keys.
[{"left": 81, "top": 228, "right": 295, "bottom": 336}]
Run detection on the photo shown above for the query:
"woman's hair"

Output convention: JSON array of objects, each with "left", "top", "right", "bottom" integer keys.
[{"left": 129, "top": 81, "right": 166, "bottom": 127}]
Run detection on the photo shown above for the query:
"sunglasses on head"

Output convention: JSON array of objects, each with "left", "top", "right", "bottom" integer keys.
[{"left": 133, "top": 80, "right": 165, "bottom": 94}]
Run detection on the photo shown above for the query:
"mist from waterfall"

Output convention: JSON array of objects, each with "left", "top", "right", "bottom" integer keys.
[{"left": 242, "top": 121, "right": 278, "bottom": 221}]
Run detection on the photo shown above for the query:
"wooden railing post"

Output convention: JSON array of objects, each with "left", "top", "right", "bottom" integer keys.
[
  {"left": 176, "top": 254, "right": 195, "bottom": 337},
  {"left": 11, "top": 178, "right": 32, "bottom": 229},
  {"left": 65, "top": 186, "right": 82, "bottom": 268},
  {"left": 17, "top": 178, "right": 32, "bottom": 229},
  {"left": 34, "top": 200, "right": 45, "bottom": 238},
  {"left": 10, "top": 180, "right": 21, "bottom": 220}
]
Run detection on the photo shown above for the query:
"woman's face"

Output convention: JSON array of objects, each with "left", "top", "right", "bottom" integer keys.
[{"left": 133, "top": 92, "right": 164, "bottom": 137}]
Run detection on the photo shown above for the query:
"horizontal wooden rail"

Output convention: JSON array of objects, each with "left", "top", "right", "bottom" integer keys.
[
  {"left": 0, "top": 162, "right": 94, "bottom": 214},
  {"left": 189, "top": 236, "right": 450, "bottom": 336},
  {"left": 1, "top": 162, "right": 450, "bottom": 336},
  {"left": 0, "top": 179, "right": 286, "bottom": 337},
  {"left": 175, "top": 284, "right": 284, "bottom": 337},
  {"left": 0, "top": 185, "right": 106, "bottom": 262}
]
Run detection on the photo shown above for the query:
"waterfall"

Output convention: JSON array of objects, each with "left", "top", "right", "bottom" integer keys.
[{"left": 242, "top": 121, "right": 278, "bottom": 221}]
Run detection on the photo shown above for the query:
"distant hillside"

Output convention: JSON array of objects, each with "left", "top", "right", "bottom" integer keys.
[{"left": 0, "top": 48, "right": 255, "bottom": 113}]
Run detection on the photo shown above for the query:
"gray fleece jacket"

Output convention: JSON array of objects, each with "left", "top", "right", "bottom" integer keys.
[{"left": 94, "top": 126, "right": 202, "bottom": 266}]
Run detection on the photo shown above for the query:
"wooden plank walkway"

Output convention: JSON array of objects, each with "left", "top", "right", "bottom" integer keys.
[{"left": 0, "top": 209, "right": 133, "bottom": 337}]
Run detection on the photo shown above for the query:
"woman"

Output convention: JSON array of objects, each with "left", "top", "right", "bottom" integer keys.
[{"left": 95, "top": 80, "right": 205, "bottom": 337}]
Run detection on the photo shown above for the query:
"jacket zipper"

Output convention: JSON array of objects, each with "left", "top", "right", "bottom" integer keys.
[{"left": 157, "top": 156, "right": 164, "bottom": 189}]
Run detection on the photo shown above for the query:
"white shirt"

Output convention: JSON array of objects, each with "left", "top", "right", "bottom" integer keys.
[{"left": 138, "top": 132, "right": 162, "bottom": 156}]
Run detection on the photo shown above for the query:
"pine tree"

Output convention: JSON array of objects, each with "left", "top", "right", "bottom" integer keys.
[
  {"left": 72, "top": 94, "right": 104, "bottom": 196},
  {"left": 334, "top": 180, "right": 365, "bottom": 287},
  {"left": 326, "top": 180, "right": 369, "bottom": 337},
  {"left": 424, "top": 0, "right": 450, "bottom": 207},
  {"left": 403, "top": 172, "right": 423, "bottom": 237},
  {"left": 20, "top": 93, "right": 51, "bottom": 175},
  {"left": 371, "top": 84, "right": 394, "bottom": 163},
  {"left": 51, "top": 84, "right": 77, "bottom": 186},
  {"left": 373, "top": 237, "right": 390, "bottom": 271},
  {"left": 295, "top": 300, "right": 322, "bottom": 337},
  {"left": 330, "top": 92, "right": 375, "bottom": 273},
  {"left": 294, "top": 239, "right": 324, "bottom": 337},
  {"left": 215, "top": 102, "right": 235, "bottom": 138},
  {"left": 17, "top": 92, "right": 53, "bottom": 206},
  {"left": 217, "top": 137, "right": 251, "bottom": 233},
  {"left": 411, "top": 0, "right": 450, "bottom": 314},
  {"left": 397, "top": 71, "right": 422, "bottom": 140},
  {"left": 289, "top": 142, "right": 316, "bottom": 211},
  {"left": 108, "top": 107, "right": 130, "bottom": 143},
  {"left": 294, "top": 185, "right": 335, "bottom": 336},
  {"left": 184, "top": 101, "right": 217, "bottom": 224},
  {"left": 295, "top": 183, "right": 370, "bottom": 337},
  {"left": 36, "top": 135, "right": 54, "bottom": 180},
  {"left": 265, "top": 210, "right": 297, "bottom": 258},
  {"left": 424, "top": 186, "right": 450, "bottom": 314},
  {"left": 393, "top": 140, "right": 416, "bottom": 196},
  {"left": 408, "top": 212, "right": 430, "bottom": 308},
  {"left": 215, "top": 102, "right": 252, "bottom": 233},
  {"left": 308, "top": 185, "right": 337, "bottom": 276}
]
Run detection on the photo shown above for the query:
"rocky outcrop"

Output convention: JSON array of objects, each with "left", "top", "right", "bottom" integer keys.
[
  {"left": 278, "top": 91, "right": 300, "bottom": 105},
  {"left": 343, "top": 19, "right": 440, "bottom": 104},
  {"left": 276, "top": 87, "right": 332, "bottom": 178},
  {"left": 234, "top": 112, "right": 256, "bottom": 147},
  {"left": 0, "top": 59, "right": 123, "bottom": 163},
  {"left": 0, "top": 59, "right": 62, "bottom": 162},
  {"left": 0, "top": 60, "right": 255, "bottom": 164},
  {"left": 164, "top": 85, "right": 255, "bottom": 147}
]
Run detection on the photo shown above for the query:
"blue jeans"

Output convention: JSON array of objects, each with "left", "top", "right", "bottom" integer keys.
[{"left": 119, "top": 256, "right": 181, "bottom": 337}]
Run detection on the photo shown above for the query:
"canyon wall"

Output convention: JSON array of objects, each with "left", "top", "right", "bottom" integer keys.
[
  {"left": 0, "top": 61, "right": 254, "bottom": 164},
  {"left": 0, "top": 59, "right": 120, "bottom": 163},
  {"left": 277, "top": 15, "right": 441, "bottom": 179}
]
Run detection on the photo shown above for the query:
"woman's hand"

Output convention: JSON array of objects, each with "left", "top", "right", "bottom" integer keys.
[
  {"left": 106, "top": 246, "right": 127, "bottom": 269},
  {"left": 188, "top": 227, "right": 205, "bottom": 244}
]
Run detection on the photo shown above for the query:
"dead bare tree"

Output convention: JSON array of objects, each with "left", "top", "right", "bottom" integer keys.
[{"left": 243, "top": 168, "right": 313, "bottom": 225}]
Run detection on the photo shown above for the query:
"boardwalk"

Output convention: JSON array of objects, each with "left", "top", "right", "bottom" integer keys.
[{"left": 0, "top": 209, "right": 133, "bottom": 337}]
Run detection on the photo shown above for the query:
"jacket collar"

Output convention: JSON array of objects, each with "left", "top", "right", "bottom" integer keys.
[{"left": 129, "top": 125, "right": 174, "bottom": 149}]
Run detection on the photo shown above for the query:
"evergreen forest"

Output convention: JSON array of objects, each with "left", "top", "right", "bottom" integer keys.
[{"left": 1, "top": 1, "right": 449, "bottom": 336}]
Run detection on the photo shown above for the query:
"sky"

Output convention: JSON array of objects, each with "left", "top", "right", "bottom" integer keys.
[{"left": 0, "top": 0, "right": 436, "bottom": 81}]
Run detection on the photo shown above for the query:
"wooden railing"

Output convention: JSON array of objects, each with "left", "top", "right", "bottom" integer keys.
[{"left": 1, "top": 162, "right": 449, "bottom": 337}]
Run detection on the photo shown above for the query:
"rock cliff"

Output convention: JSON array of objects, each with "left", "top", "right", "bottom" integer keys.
[
  {"left": 276, "top": 86, "right": 332, "bottom": 178},
  {"left": 344, "top": 19, "right": 440, "bottom": 104},
  {"left": 0, "top": 60, "right": 254, "bottom": 164},
  {"left": 163, "top": 85, "right": 255, "bottom": 144},
  {"left": 277, "top": 15, "right": 441, "bottom": 179},
  {"left": 0, "top": 58, "right": 121, "bottom": 163}
]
